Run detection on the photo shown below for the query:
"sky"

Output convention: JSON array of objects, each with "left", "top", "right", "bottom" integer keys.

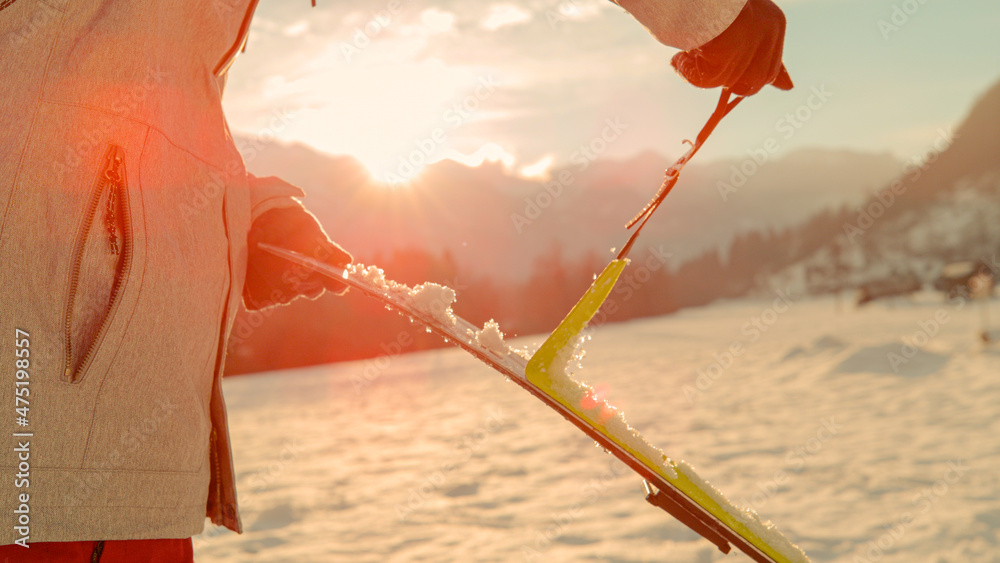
[{"left": 222, "top": 0, "right": 1000, "bottom": 183}]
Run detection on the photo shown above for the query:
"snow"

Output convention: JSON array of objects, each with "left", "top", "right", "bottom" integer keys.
[
  {"left": 408, "top": 282, "right": 457, "bottom": 326},
  {"left": 603, "top": 409, "right": 678, "bottom": 478},
  {"left": 540, "top": 333, "right": 681, "bottom": 481},
  {"left": 195, "top": 294, "right": 1000, "bottom": 562},
  {"left": 473, "top": 319, "right": 509, "bottom": 355},
  {"left": 347, "top": 263, "right": 457, "bottom": 326},
  {"left": 348, "top": 263, "right": 389, "bottom": 289},
  {"left": 676, "top": 460, "right": 809, "bottom": 563},
  {"left": 539, "top": 327, "right": 806, "bottom": 560},
  {"left": 772, "top": 176, "right": 1000, "bottom": 294}
]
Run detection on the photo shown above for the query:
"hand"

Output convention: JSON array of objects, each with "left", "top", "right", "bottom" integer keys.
[
  {"left": 244, "top": 205, "right": 353, "bottom": 311},
  {"left": 671, "top": 0, "right": 793, "bottom": 96}
]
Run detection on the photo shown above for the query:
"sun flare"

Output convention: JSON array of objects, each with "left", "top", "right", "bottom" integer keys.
[{"left": 249, "top": 33, "right": 517, "bottom": 186}]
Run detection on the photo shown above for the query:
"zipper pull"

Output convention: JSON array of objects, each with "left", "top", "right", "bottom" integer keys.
[{"left": 104, "top": 146, "right": 124, "bottom": 185}]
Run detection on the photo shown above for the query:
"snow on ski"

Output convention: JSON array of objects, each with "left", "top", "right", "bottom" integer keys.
[{"left": 259, "top": 243, "right": 810, "bottom": 563}]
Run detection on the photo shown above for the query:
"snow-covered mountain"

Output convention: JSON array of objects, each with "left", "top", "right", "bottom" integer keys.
[{"left": 770, "top": 78, "right": 1000, "bottom": 295}]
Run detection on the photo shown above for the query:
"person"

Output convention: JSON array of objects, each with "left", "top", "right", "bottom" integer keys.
[
  {"left": 614, "top": 0, "right": 793, "bottom": 96},
  {"left": 0, "top": 0, "right": 790, "bottom": 560}
]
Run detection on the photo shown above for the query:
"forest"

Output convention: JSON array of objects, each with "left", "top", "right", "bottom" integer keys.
[{"left": 224, "top": 206, "right": 852, "bottom": 375}]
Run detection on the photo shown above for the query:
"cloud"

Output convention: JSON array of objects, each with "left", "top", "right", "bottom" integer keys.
[
  {"left": 421, "top": 8, "right": 456, "bottom": 34},
  {"left": 481, "top": 5, "right": 533, "bottom": 31},
  {"left": 435, "top": 142, "right": 517, "bottom": 170},
  {"left": 546, "top": 0, "right": 611, "bottom": 24},
  {"left": 283, "top": 20, "right": 310, "bottom": 37},
  {"left": 519, "top": 154, "right": 555, "bottom": 179}
]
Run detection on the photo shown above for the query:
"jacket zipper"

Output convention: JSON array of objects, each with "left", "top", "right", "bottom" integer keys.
[{"left": 63, "top": 144, "right": 132, "bottom": 383}]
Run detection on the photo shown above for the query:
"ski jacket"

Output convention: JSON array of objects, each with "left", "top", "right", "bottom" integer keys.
[
  {"left": 612, "top": 0, "right": 749, "bottom": 50},
  {"left": 0, "top": 0, "right": 301, "bottom": 544},
  {"left": 0, "top": 0, "right": 746, "bottom": 545}
]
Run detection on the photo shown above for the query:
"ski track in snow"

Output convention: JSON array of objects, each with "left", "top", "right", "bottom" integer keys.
[{"left": 194, "top": 293, "right": 1000, "bottom": 562}]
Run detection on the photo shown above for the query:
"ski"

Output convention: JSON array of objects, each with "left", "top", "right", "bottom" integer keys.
[{"left": 259, "top": 243, "right": 810, "bottom": 563}]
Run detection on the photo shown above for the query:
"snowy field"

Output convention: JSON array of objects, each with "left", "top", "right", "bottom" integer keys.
[{"left": 193, "top": 292, "right": 1000, "bottom": 563}]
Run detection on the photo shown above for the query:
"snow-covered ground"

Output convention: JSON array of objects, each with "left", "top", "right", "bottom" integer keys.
[{"left": 194, "top": 292, "right": 1000, "bottom": 562}]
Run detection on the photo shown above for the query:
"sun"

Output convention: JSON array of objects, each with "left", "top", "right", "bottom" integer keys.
[{"left": 271, "top": 46, "right": 515, "bottom": 185}]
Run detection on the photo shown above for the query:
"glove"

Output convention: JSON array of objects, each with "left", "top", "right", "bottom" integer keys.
[
  {"left": 244, "top": 204, "right": 353, "bottom": 311},
  {"left": 671, "top": 0, "right": 793, "bottom": 96}
]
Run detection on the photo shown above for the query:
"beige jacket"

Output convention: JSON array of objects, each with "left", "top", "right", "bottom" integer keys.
[
  {"left": 613, "top": 0, "right": 748, "bottom": 50},
  {"left": 0, "top": 0, "right": 745, "bottom": 545}
]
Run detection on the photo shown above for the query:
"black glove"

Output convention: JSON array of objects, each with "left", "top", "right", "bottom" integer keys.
[
  {"left": 244, "top": 204, "right": 352, "bottom": 311},
  {"left": 671, "top": 0, "right": 793, "bottom": 96}
]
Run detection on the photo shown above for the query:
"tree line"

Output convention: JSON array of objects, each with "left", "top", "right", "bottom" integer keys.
[{"left": 224, "top": 208, "right": 849, "bottom": 375}]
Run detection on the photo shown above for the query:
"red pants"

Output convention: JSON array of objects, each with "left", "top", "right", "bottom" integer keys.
[{"left": 0, "top": 538, "right": 193, "bottom": 562}]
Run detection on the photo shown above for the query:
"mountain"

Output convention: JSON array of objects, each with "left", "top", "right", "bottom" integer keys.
[
  {"left": 225, "top": 134, "right": 901, "bottom": 373},
  {"left": 237, "top": 137, "right": 901, "bottom": 280},
  {"left": 904, "top": 79, "right": 1000, "bottom": 204},
  {"left": 223, "top": 79, "right": 1000, "bottom": 374},
  {"left": 767, "top": 78, "right": 1000, "bottom": 295}
]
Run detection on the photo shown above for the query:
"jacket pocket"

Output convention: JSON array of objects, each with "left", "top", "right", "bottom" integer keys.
[{"left": 63, "top": 144, "right": 133, "bottom": 383}]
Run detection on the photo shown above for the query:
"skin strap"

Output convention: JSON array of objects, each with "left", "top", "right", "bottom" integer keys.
[{"left": 617, "top": 88, "right": 743, "bottom": 260}]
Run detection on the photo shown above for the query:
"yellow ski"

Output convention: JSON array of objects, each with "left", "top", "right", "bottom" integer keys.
[
  {"left": 527, "top": 259, "right": 808, "bottom": 563},
  {"left": 260, "top": 244, "right": 809, "bottom": 562}
]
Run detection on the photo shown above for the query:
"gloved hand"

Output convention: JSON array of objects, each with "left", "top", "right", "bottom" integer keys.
[
  {"left": 244, "top": 204, "right": 353, "bottom": 311},
  {"left": 671, "top": 0, "right": 793, "bottom": 96}
]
